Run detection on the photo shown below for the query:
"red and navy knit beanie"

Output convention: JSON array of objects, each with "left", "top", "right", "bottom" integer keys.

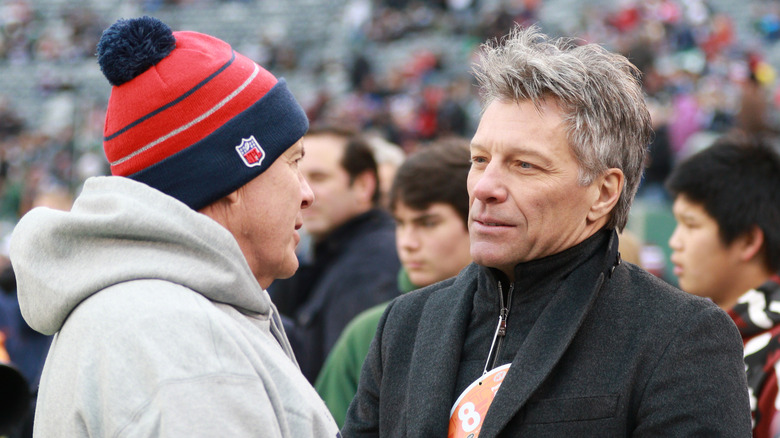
[{"left": 96, "top": 16, "right": 308, "bottom": 210}]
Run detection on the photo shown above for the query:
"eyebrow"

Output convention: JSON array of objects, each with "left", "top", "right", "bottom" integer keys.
[
  {"left": 470, "top": 142, "right": 553, "bottom": 167},
  {"left": 414, "top": 212, "right": 440, "bottom": 221},
  {"left": 409, "top": 213, "right": 442, "bottom": 225},
  {"left": 469, "top": 142, "right": 485, "bottom": 152},
  {"left": 673, "top": 210, "right": 700, "bottom": 222},
  {"left": 394, "top": 212, "right": 441, "bottom": 222}
]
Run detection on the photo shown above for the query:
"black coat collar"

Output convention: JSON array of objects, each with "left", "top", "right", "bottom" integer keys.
[{"left": 403, "top": 229, "right": 620, "bottom": 437}]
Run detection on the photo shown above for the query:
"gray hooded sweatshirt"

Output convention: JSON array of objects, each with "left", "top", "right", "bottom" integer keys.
[{"left": 10, "top": 176, "right": 340, "bottom": 437}]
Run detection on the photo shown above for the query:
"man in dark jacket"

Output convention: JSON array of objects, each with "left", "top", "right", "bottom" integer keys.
[
  {"left": 270, "top": 126, "right": 400, "bottom": 382},
  {"left": 341, "top": 25, "right": 751, "bottom": 437}
]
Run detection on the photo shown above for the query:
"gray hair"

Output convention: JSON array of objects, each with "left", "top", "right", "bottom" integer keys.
[{"left": 473, "top": 25, "right": 652, "bottom": 231}]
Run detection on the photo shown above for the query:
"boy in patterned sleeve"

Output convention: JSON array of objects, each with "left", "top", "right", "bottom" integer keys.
[{"left": 666, "top": 136, "right": 780, "bottom": 437}]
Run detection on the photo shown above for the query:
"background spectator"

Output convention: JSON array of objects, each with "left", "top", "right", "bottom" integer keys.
[
  {"left": 665, "top": 136, "right": 780, "bottom": 437},
  {"left": 269, "top": 126, "right": 401, "bottom": 383},
  {"left": 315, "top": 138, "right": 472, "bottom": 427}
]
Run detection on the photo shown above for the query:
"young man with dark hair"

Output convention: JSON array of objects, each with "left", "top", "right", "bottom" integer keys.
[
  {"left": 316, "top": 139, "right": 473, "bottom": 427},
  {"left": 666, "top": 137, "right": 780, "bottom": 437},
  {"left": 269, "top": 125, "right": 401, "bottom": 383}
]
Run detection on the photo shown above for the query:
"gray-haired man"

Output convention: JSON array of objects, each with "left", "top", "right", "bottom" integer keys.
[{"left": 342, "top": 25, "right": 750, "bottom": 437}]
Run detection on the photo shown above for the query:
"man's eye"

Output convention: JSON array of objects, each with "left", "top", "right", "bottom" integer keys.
[
  {"left": 307, "top": 173, "right": 327, "bottom": 183},
  {"left": 421, "top": 219, "right": 439, "bottom": 228},
  {"left": 471, "top": 156, "right": 487, "bottom": 164}
]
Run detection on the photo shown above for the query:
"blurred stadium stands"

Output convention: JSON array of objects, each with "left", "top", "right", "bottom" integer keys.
[{"left": 1, "top": 0, "right": 779, "bottom": 283}]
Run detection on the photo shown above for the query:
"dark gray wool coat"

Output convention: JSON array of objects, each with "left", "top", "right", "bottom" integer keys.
[{"left": 342, "top": 229, "right": 752, "bottom": 437}]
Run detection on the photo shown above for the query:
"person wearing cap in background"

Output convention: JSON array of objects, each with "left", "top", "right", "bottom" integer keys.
[{"left": 8, "top": 16, "right": 340, "bottom": 437}]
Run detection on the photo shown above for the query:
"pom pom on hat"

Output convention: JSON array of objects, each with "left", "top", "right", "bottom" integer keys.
[
  {"left": 96, "top": 16, "right": 309, "bottom": 210},
  {"left": 97, "top": 16, "right": 176, "bottom": 86}
]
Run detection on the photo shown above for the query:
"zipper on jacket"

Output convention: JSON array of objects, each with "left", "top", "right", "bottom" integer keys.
[{"left": 483, "top": 281, "right": 514, "bottom": 374}]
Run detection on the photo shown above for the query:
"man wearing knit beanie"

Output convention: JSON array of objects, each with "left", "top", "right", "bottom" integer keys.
[{"left": 9, "top": 16, "right": 340, "bottom": 437}]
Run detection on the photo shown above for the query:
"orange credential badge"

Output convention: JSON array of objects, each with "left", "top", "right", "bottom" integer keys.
[{"left": 448, "top": 364, "right": 511, "bottom": 438}]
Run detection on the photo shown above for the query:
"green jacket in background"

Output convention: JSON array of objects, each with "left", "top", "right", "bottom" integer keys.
[{"left": 315, "top": 268, "right": 417, "bottom": 427}]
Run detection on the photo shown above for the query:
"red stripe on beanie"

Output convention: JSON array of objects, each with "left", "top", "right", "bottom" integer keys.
[{"left": 102, "top": 31, "right": 278, "bottom": 176}]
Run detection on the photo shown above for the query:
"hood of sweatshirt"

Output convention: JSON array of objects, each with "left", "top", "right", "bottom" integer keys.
[{"left": 10, "top": 176, "right": 271, "bottom": 336}]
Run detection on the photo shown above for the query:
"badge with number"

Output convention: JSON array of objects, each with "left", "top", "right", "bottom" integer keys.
[{"left": 448, "top": 364, "right": 511, "bottom": 438}]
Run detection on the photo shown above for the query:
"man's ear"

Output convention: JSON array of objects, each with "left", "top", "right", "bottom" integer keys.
[
  {"left": 199, "top": 189, "right": 240, "bottom": 229},
  {"left": 351, "top": 170, "right": 377, "bottom": 206},
  {"left": 224, "top": 189, "right": 241, "bottom": 205},
  {"left": 587, "top": 168, "right": 624, "bottom": 224},
  {"left": 736, "top": 225, "right": 766, "bottom": 263}
]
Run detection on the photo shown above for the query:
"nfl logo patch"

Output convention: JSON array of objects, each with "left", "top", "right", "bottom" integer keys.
[{"left": 235, "top": 136, "right": 266, "bottom": 167}]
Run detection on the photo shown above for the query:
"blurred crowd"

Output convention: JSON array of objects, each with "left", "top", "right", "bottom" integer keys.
[
  {"left": 0, "top": 0, "right": 779, "bottom": 435},
  {"left": 0, "top": 0, "right": 778, "bottom": 226},
  {"left": 1, "top": 0, "right": 779, "bottom": 227},
  {"left": 0, "top": 0, "right": 777, "bottom": 274}
]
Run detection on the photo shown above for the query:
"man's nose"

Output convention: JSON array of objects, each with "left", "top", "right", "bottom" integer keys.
[
  {"left": 300, "top": 174, "right": 315, "bottom": 209},
  {"left": 397, "top": 226, "right": 420, "bottom": 251},
  {"left": 668, "top": 225, "right": 682, "bottom": 251},
  {"left": 470, "top": 164, "right": 508, "bottom": 204}
]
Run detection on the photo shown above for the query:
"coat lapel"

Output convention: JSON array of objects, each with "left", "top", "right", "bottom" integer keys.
[
  {"left": 478, "top": 233, "right": 618, "bottom": 436},
  {"left": 405, "top": 264, "right": 479, "bottom": 438}
]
